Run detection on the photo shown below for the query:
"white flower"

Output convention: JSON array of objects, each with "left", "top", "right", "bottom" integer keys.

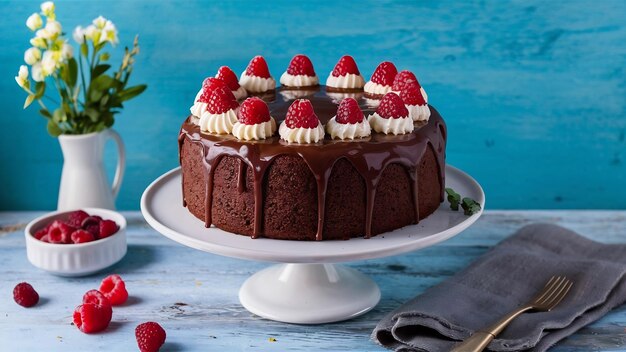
[
  {"left": 101, "top": 20, "right": 118, "bottom": 45},
  {"left": 61, "top": 42, "right": 73, "bottom": 59},
  {"left": 84, "top": 25, "right": 101, "bottom": 44},
  {"left": 15, "top": 65, "right": 29, "bottom": 88},
  {"left": 73, "top": 26, "right": 85, "bottom": 44},
  {"left": 31, "top": 63, "right": 44, "bottom": 82},
  {"left": 41, "top": 1, "right": 55, "bottom": 18},
  {"left": 93, "top": 16, "right": 107, "bottom": 29},
  {"left": 44, "top": 20, "right": 62, "bottom": 38},
  {"left": 41, "top": 50, "right": 61, "bottom": 75},
  {"left": 26, "top": 13, "right": 43, "bottom": 31},
  {"left": 24, "top": 47, "right": 42, "bottom": 65},
  {"left": 30, "top": 36, "right": 47, "bottom": 48}
]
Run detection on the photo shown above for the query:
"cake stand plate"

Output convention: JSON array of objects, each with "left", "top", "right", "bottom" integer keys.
[{"left": 141, "top": 165, "right": 484, "bottom": 324}]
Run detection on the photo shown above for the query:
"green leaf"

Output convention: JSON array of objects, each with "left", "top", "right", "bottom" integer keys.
[
  {"left": 102, "top": 111, "right": 114, "bottom": 127},
  {"left": 34, "top": 82, "right": 46, "bottom": 99},
  {"left": 23, "top": 95, "right": 36, "bottom": 109},
  {"left": 80, "top": 42, "right": 88, "bottom": 57},
  {"left": 39, "top": 109, "right": 52, "bottom": 119},
  {"left": 117, "top": 84, "right": 147, "bottom": 102},
  {"left": 91, "top": 74, "right": 115, "bottom": 91},
  {"left": 84, "top": 108, "right": 100, "bottom": 122},
  {"left": 461, "top": 197, "right": 482, "bottom": 216},
  {"left": 445, "top": 187, "right": 461, "bottom": 211},
  {"left": 91, "top": 64, "right": 111, "bottom": 78},
  {"left": 67, "top": 58, "right": 78, "bottom": 87},
  {"left": 89, "top": 89, "right": 103, "bottom": 102},
  {"left": 47, "top": 120, "right": 62, "bottom": 137}
]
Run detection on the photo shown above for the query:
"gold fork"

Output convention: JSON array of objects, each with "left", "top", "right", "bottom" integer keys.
[{"left": 450, "top": 276, "right": 573, "bottom": 352}]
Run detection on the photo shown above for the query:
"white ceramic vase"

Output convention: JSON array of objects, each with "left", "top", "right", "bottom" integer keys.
[{"left": 57, "top": 129, "right": 125, "bottom": 210}]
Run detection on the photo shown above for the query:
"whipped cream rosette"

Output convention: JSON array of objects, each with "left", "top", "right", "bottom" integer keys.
[
  {"left": 364, "top": 61, "right": 398, "bottom": 98},
  {"left": 367, "top": 92, "right": 414, "bottom": 135},
  {"left": 240, "top": 55, "right": 276, "bottom": 93},
  {"left": 400, "top": 83, "right": 430, "bottom": 122},
  {"left": 195, "top": 78, "right": 239, "bottom": 134},
  {"left": 279, "top": 99, "right": 324, "bottom": 143},
  {"left": 231, "top": 97, "right": 277, "bottom": 141},
  {"left": 326, "top": 55, "right": 365, "bottom": 90},
  {"left": 326, "top": 98, "right": 371, "bottom": 140},
  {"left": 279, "top": 54, "right": 319, "bottom": 88}
]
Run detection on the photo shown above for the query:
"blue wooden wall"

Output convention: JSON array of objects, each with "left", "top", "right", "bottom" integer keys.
[{"left": 1, "top": 0, "right": 625, "bottom": 210}]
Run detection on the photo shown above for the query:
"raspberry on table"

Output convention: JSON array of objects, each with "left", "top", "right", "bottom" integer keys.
[
  {"left": 99, "top": 274, "right": 129, "bottom": 306},
  {"left": 136, "top": 322, "right": 166, "bottom": 352},
  {"left": 13, "top": 282, "right": 39, "bottom": 308},
  {"left": 73, "top": 303, "right": 112, "bottom": 333}
]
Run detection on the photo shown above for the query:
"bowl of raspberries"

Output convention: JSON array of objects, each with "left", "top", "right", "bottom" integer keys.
[{"left": 25, "top": 208, "right": 127, "bottom": 276}]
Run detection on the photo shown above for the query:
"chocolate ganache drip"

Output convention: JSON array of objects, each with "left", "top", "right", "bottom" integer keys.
[{"left": 178, "top": 86, "right": 446, "bottom": 240}]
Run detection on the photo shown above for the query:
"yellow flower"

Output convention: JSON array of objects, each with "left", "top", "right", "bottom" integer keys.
[
  {"left": 24, "top": 47, "right": 42, "bottom": 65},
  {"left": 41, "top": 50, "right": 62, "bottom": 76},
  {"left": 15, "top": 65, "right": 30, "bottom": 89},
  {"left": 93, "top": 16, "right": 107, "bottom": 29},
  {"left": 26, "top": 13, "right": 43, "bottom": 31},
  {"left": 61, "top": 42, "right": 73, "bottom": 59},
  {"left": 102, "top": 20, "right": 119, "bottom": 46},
  {"left": 73, "top": 26, "right": 85, "bottom": 44}
]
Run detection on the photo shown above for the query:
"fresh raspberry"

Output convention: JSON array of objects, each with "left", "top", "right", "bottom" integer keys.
[
  {"left": 99, "top": 220, "right": 119, "bottom": 239},
  {"left": 34, "top": 226, "right": 48, "bottom": 240},
  {"left": 40, "top": 234, "right": 50, "bottom": 242},
  {"left": 71, "top": 229, "right": 95, "bottom": 244},
  {"left": 400, "top": 83, "right": 426, "bottom": 106},
  {"left": 82, "top": 289, "right": 113, "bottom": 323},
  {"left": 136, "top": 322, "right": 167, "bottom": 352},
  {"left": 67, "top": 210, "right": 90, "bottom": 228},
  {"left": 48, "top": 220, "right": 76, "bottom": 244},
  {"left": 286, "top": 54, "right": 316, "bottom": 76},
  {"left": 245, "top": 55, "right": 271, "bottom": 78},
  {"left": 331, "top": 55, "right": 360, "bottom": 77},
  {"left": 202, "top": 76, "right": 227, "bottom": 90},
  {"left": 238, "top": 97, "right": 271, "bottom": 125},
  {"left": 392, "top": 70, "right": 421, "bottom": 92},
  {"left": 376, "top": 92, "right": 409, "bottom": 119},
  {"left": 215, "top": 66, "right": 241, "bottom": 90},
  {"left": 200, "top": 85, "right": 239, "bottom": 114},
  {"left": 73, "top": 303, "right": 112, "bottom": 333},
  {"left": 370, "top": 61, "right": 398, "bottom": 86},
  {"left": 99, "top": 274, "right": 128, "bottom": 306},
  {"left": 285, "top": 99, "right": 320, "bottom": 129},
  {"left": 13, "top": 282, "right": 39, "bottom": 307},
  {"left": 336, "top": 98, "right": 364, "bottom": 124},
  {"left": 81, "top": 216, "right": 102, "bottom": 238}
]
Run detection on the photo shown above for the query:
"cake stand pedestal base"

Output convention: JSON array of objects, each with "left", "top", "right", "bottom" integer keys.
[{"left": 238, "top": 263, "right": 380, "bottom": 324}]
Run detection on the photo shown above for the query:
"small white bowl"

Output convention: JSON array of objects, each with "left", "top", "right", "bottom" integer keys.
[{"left": 25, "top": 208, "right": 127, "bottom": 277}]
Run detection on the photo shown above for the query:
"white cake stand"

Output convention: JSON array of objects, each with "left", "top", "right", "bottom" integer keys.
[{"left": 140, "top": 166, "right": 484, "bottom": 324}]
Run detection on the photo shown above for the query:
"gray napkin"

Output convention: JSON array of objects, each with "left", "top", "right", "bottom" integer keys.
[{"left": 372, "top": 223, "right": 626, "bottom": 352}]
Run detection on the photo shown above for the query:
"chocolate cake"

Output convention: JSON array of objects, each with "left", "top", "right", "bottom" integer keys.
[{"left": 178, "top": 86, "right": 447, "bottom": 241}]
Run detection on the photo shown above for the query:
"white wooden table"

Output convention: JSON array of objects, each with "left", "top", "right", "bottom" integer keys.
[{"left": 1, "top": 211, "right": 625, "bottom": 351}]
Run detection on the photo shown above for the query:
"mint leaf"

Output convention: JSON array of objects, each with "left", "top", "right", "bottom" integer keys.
[
  {"left": 445, "top": 187, "right": 461, "bottom": 211},
  {"left": 462, "top": 197, "right": 482, "bottom": 216}
]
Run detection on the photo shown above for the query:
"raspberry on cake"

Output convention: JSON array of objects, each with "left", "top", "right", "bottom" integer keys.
[
  {"left": 364, "top": 61, "right": 398, "bottom": 98},
  {"left": 326, "top": 55, "right": 365, "bottom": 91},
  {"left": 196, "top": 78, "right": 239, "bottom": 134},
  {"left": 279, "top": 99, "right": 325, "bottom": 143},
  {"left": 326, "top": 98, "right": 371, "bottom": 140},
  {"left": 367, "top": 92, "right": 414, "bottom": 135},
  {"left": 232, "top": 97, "right": 277, "bottom": 141},
  {"left": 401, "top": 83, "right": 430, "bottom": 122},
  {"left": 392, "top": 70, "right": 428, "bottom": 103},
  {"left": 280, "top": 54, "right": 319, "bottom": 88},
  {"left": 216, "top": 66, "right": 247, "bottom": 100},
  {"left": 240, "top": 55, "right": 276, "bottom": 93}
]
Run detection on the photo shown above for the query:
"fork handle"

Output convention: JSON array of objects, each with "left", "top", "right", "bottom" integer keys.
[
  {"left": 450, "top": 331, "right": 494, "bottom": 352},
  {"left": 450, "top": 307, "right": 531, "bottom": 352}
]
